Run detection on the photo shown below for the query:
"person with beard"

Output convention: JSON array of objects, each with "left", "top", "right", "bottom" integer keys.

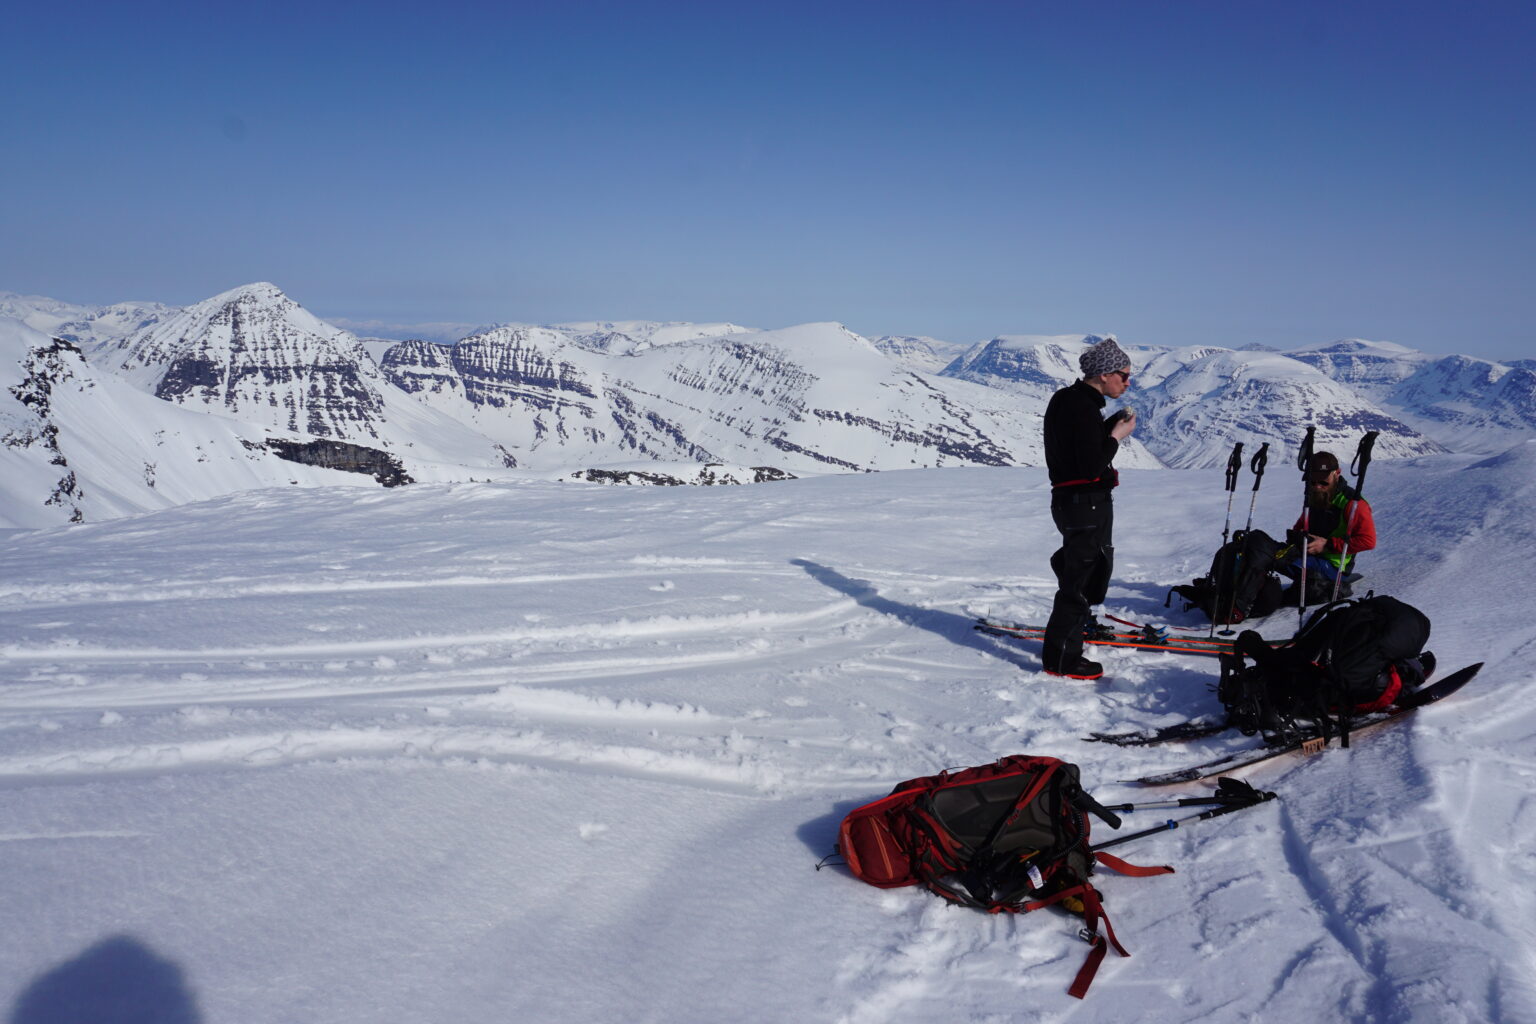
[{"left": 1280, "top": 450, "right": 1376, "bottom": 604}]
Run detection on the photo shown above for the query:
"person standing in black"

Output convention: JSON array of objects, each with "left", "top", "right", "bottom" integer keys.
[{"left": 1041, "top": 336, "right": 1136, "bottom": 680}]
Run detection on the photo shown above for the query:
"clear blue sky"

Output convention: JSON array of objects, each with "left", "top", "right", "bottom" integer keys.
[{"left": 3, "top": 1, "right": 1532, "bottom": 358}]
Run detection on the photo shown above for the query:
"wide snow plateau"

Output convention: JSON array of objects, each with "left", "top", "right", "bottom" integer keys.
[{"left": 1, "top": 452, "right": 1533, "bottom": 1022}]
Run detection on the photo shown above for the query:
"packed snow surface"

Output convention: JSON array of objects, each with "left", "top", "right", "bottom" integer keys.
[{"left": 2, "top": 450, "right": 1534, "bottom": 1022}]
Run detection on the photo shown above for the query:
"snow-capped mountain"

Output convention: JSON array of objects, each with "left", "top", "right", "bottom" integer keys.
[
  {"left": 869, "top": 335, "right": 972, "bottom": 374},
  {"left": 92, "top": 283, "right": 509, "bottom": 470},
  {"left": 1283, "top": 339, "right": 1433, "bottom": 402},
  {"left": 380, "top": 321, "right": 1126, "bottom": 474},
  {"left": 941, "top": 334, "right": 1441, "bottom": 469},
  {"left": 1131, "top": 349, "right": 1443, "bottom": 469},
  {"left": 7, "top": 280, "right": 1536, "bottom": 526},
  {"left": 0, "top": 318, "right": 417, "bottom": 529},
  {"left": 56, "top": 300, "right": 180, "bottom": 350},
  {"left": 547, "top": 320, "right": 759, "bottom": 355},
  {"left": 0, "top": 292, "right": 97, "bottom": 336},
  {"left": 1293, "top": 341, "right": 1536, "bottom": 454},
  {"left": 939, "top": 333, "right": 1102, "bottom": 399}
]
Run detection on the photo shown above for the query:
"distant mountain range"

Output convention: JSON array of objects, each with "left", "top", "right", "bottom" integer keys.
[{"left": 4, "top": 284, "right": 1533, "bottom": 528}]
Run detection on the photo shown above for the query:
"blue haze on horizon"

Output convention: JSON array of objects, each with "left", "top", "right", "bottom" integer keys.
[{"left": 2, "top": 1, "right": 1532, "bottom": 361}]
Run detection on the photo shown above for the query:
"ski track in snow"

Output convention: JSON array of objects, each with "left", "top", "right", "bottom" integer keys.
[{"left": 1, "top": 460, "right": 1534, "bottom": 1022}]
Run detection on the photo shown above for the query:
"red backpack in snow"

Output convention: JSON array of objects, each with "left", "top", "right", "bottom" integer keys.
[{"left": 836, "top": 754, "right": 1172, "bottom": 998}]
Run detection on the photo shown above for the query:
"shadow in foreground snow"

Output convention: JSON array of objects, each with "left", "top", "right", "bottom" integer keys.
[
  {"left": 9, "top": 935, "right": 201, "bottom": 1024},
  {"left": 791, "top": 558, "right": 1035, "bottom": 670}
]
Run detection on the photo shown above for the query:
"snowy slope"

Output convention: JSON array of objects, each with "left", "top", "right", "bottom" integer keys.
[{"left": 1, "top": 448, "right": 1532, "bottom": 1022}]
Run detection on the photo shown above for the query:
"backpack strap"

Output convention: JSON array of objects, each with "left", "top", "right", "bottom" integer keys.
[
  {"left": 1094, "top": 851, "right": 1175, "bottom": 877},
  {"left": 1059, "top": 855, "right": 1175, "bottom": 997},
  {"left": 1066, "top": 885, "right": 1127, "bottom": 998},
  {"left": 1351, "top": 664, "right": 1403, "bottom": 715}
]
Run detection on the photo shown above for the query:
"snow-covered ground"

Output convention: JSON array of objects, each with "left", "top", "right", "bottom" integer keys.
[{"left": 2, "top": 448, "right": 1534, "bottom": 1022}]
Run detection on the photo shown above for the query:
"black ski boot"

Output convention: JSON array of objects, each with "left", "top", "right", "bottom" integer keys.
[{"left": 1046, "top": 656, "right": 1104, "bottom": 681}]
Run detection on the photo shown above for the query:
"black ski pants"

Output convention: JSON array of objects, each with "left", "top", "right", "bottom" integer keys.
[{"left": 1042, "top": 491, "right": 1113, "bottom": 671}]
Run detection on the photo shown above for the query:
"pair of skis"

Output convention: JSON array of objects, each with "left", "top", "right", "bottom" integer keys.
[
  {"left": 1128, "top": 662, "right": 1482, "bottom": 784},
  {"left": 974, "top": 617, "right": 1287, "bottom": 658},
  {"left": 974, "top": 617, "right": 1483, "bottom": 787}
]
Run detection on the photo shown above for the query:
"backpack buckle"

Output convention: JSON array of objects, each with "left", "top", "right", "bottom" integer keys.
[{"left": 1078, "top": 926, "right": 1098, "bottom": 945}]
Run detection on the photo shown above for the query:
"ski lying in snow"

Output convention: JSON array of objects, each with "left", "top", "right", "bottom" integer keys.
[
  {"left": 974, "top": 618, "right": 1285, "bottom": 658},
  {"left": 1133, "top": 662, "right": 1483, "bottom": 785},
  {"left": 1086, "top": 719, "right": 1230, "bottom": 747}
]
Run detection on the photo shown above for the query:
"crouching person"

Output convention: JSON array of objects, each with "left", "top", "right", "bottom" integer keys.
[{"left": 1281, "top": 450, "right": 1376, "bottom": 605}]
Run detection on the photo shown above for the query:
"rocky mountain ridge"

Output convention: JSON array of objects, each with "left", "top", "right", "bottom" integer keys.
[{"left": 3, "top": 283, "right": 1534, "bottom": 528}]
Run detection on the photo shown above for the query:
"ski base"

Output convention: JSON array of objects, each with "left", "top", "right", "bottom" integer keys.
[{"left": 1087, "top": 720, "right": 1229, "bottom": 747}]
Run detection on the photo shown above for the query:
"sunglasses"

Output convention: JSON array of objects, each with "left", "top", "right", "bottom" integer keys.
[{"left": 1109, "top": 370, "right": 1131, "bottom": 383}]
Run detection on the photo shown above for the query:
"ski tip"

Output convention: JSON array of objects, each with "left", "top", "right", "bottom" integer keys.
[
  {"left": 1135, "top": 769, "right": 1203, "bottom": 786},
  {"left": 1402, "top": 661, "right": 1483, "bottom": 707}
]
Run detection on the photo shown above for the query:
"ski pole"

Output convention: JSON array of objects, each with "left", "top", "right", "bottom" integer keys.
[
  {"left": 1218, "top": 442, "right": 1272, "bottom": 632},
  {"left": 1091, "top": 782, "right": 1277, "bottom": 854},
  {"left": 1242, "top": 443, "right": 1269, "bottom": 532},
  {"left": 1295, "top": 426, "right": 1316, "bottom": 625},
  {"left": 1212, "top": 442, "right": 1244, "bottom": 638},
  {"left": 1101, "top": 777, "right": 1270, "bottom": 813},
  {"left": 1220, "top": 442, "right": 1244, "bottom": 548},
  {"left": 1328, "top": 431, "right": 1379, "bottom": 604}
]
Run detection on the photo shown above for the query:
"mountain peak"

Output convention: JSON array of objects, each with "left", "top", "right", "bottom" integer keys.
[{"left": 199, "top": 281, "right": 293, "bottom": 309}]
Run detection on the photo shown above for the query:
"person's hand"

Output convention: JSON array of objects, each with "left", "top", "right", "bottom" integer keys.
[
  {"left": 1109, "top": 409, "right": 1137, "bottom": 440},
  {"left": 1306, "top": 535, "right": 1327, "bottom": 555}
]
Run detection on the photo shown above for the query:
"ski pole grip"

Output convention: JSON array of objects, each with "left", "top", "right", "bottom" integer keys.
[
  {"left": 1297, "top": 426, "right": 1315, "bottom": 472},
  {"left": 1071, "top": 788, "right": 1124, "bottom": 831},
  {"left": 1224, "top": 442, "right": 1244, "bottom": 492},
  {"left": 1353, "top": 431, "right": 1379, "bottom": 486},
  {"left": 1249, "top": 443, "right": 1268, "bottom": 490}
]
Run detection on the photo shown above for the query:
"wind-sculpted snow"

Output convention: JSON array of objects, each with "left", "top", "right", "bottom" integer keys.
[{"left": 1, "top": 458, "right": 1532, "bottom": 1021}]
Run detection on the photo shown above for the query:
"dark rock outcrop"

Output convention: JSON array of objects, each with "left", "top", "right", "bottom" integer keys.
[{"left": 243, "top": 438, "right": 414, "bottom": 487}]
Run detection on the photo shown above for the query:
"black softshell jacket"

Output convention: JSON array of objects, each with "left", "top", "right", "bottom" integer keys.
[{"left": 1044, "top": 381, "right": 1120, "bottom": 495}]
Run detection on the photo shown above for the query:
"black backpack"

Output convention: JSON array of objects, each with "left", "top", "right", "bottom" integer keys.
[
  {"left": 1170, "top": 529, "right": 1286, "bottom": 625},
  {"left": 1219, "top": 596, "right": 1433, "bottom": 742}
]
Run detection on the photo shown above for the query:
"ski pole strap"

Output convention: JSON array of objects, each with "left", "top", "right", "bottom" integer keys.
[
  {"left": 1249, "top": 443, "right": 1268, "bottom": 491},
  {"left": 1224, "top": 442, "right": 1244, "bottom": 491}
]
